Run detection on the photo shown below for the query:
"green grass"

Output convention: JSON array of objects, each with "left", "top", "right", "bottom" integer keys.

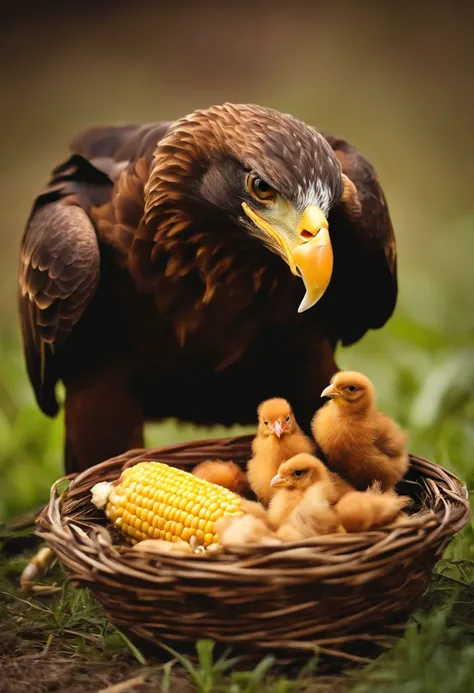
[{"left": 1, "top": 305, "right": 474, "bottom": 691}]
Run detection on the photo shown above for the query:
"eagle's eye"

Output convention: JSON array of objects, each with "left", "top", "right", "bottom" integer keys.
[{"left": 246, "top": 172, "right": 277, "bottom": 203}]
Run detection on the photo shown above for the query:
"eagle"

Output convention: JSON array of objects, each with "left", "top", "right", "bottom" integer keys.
[{"left": 18, "top": 103, "right": 397, "bottom": 473}]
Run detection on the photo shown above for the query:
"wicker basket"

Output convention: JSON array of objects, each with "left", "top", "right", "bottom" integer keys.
[{"left": 37, "top": 435, "right": 470, "bottom": 666}]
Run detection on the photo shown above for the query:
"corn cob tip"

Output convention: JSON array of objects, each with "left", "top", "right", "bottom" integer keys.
[{"left": 91, "top": 481, "right": 115, "bottom": 509}]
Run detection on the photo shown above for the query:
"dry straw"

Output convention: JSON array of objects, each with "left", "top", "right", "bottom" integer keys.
[{"left": 37, "top": 435, "right": 470, "bottom": 665}]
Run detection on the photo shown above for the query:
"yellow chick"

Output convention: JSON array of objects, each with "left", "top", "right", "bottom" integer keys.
[
  {"left": 312, "top": 371, "right": 409, "bottom": 491},
  {"left": 267, "top": 453, "right": 343, "bottom": 540},
  {"left": 247, "top": 398, "right": 314, "bottom": 505}
]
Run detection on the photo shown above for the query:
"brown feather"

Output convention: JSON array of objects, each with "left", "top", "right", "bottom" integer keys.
[
  {"left": 319, "top": 132, "right": 397, "bottom": 345},
  {"left": 19, "top": 203, "right": 100, "bottom": 415}
]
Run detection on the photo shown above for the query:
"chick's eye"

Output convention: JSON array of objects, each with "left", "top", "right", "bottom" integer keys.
[
  {"left": 293, "top": 469, "right": 305, "bottom": 478},
  {"left": 286, "top": 416, "right": 291, "bottom": 423},
  {"left": 246, "top": 173, "right": 277, "bottom": 202},
  {"left": 347, "top": 385, "right": 357, "bottom": 392},
  {"left": 263, "top": 420, "right": 268, "bottom": 426}
]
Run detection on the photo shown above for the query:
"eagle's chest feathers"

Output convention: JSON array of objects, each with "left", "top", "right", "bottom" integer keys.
[{"left": 129, "top": 241, "right": 303, "bottom": 372}]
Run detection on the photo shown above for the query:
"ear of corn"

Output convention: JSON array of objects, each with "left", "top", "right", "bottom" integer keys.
[{"left": 104, "top": 461, "right": 244, "bottom": 547}]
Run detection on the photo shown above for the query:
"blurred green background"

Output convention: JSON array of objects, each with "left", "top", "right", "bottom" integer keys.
[{"left": 0, "top": 0, "right": 473, "bottom": 521}]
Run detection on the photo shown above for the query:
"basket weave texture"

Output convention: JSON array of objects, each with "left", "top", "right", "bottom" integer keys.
[{"left": 37, "top": 435, "right": 470, "bottom": 665}]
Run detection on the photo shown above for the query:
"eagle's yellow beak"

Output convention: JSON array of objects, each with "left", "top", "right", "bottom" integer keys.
[
  {"left": 241, "top": 202, "right": 333, "bottom": 313},
  {"left": 293, "top": 206, "right": 333, "bottom": 313}
]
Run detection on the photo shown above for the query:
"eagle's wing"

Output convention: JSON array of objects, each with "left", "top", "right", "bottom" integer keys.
[
  {"left": 18, "top": 123, "right": 172, "bottom": 416},
  {"left": 320, "top": 133, "right": 397, "bottom": 346},
  {"left": 71, "top": 121, "right": 173, "bottom": 170}
]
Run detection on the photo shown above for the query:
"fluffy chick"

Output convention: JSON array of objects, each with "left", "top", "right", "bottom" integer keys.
[
  {"left": 247, "top": 398, "right": 314, "bottom": 505},
  {"left": 277, "top": 486, "right": 344, "bottom": 541},
  {"left": 312, "top": 371, "right": 409, "bottom": 491},
  {"left": 192, "top": 459, "right": 249, "bottom": 495},
  {"left": 335, "top": 483, "right": 411, "bottom": 532},
  {"left": 215, "top": 514, "right": 280, "bottom": 547},
  {"left": 267, "top": 453, "right": 342, "bottom": 539}
]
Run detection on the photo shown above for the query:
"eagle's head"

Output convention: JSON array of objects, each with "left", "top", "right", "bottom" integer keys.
[{"left": 144, "top": 103, "right": 361, "bottom": 313}]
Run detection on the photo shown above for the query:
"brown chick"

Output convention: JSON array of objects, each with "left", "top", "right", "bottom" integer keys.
[
  {"left": 214, "top": 514, "right": 281, "bottom": 547},
  {"left": 312, "top": 371, "right": 409, "bottom": 491},
  {"left": 192, "top": 460, "right": 249, "bottom": 495},
  {"left": 267, "top": 453, "right": 342, "bottom": 540},
  {"left": 335, "top": 483, "right": 411, "bottom": 532},
  {"left": 247, "top": 398, "right": 314, "bottom": 505}
]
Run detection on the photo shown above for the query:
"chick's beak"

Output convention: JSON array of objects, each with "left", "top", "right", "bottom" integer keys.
[
  {"left": 274, "top": 421, "right": 283, "bottom": 438},
  {"left": 321, "top": 384, "right": 338, "bottom": 398},
  {"left": 293, "top": 206, "right": 333, "bottom": 313},
  {"left": 270, "top": 473, "right": 285, "bottom": 488}
]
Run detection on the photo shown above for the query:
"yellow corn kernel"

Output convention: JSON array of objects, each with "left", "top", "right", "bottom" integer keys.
[
  {"left": 180, "top": 527, "right": 191, "bottom": 542},
  {"left": 104, "top": 461, "right": 243, "bottom": 547}
]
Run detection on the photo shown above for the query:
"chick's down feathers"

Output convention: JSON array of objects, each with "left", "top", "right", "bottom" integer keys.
[
  {"left": 192, "top": 460, "right": 249, "bottom": 495},
  {"left": 335, "top": 483, "right": 411, "bottom": 532},
  {"left": 277, "top": 484, "right": 343, "bottom": 542},
  {"left": 215, "top": 514, "right": 280, "bottom": 547},
  {"left": 312, "top": 371, "right": 409, "bottom": 491}
]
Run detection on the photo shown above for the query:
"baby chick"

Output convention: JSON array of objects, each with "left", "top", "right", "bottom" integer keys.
[
  {"left": 335, "top": 483, "right": 411, "bottom": 532},
  {"left": 215, "top": 514, "right": 281, "bottom": 547},
  {"left": 192, "top": 459, "right": 249, "bottom": 495},
  {"left": 312, "top": 371, "right": 409, "bottom": 491},
  {"left": 247, "top": 398, "right": 314, "bottom": 505},
  {"left": 267, "top": 453, "right": 342, "bottom": 539},
  {"left": 277, "top": 486, "right": 344, "bottom": 541}
]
